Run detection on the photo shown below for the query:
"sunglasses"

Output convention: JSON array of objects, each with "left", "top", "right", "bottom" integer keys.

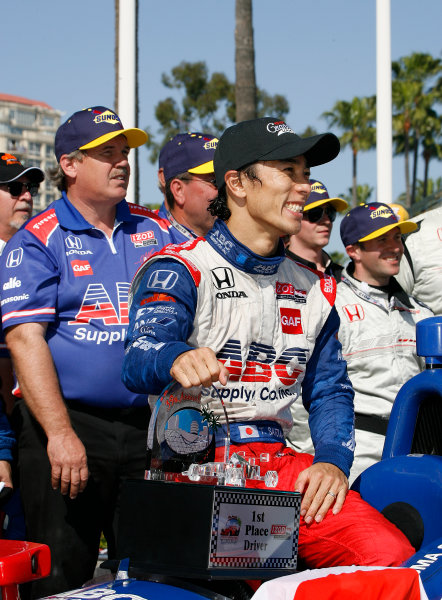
[
  {"left": 303, "top": 205, "right": 337, "bottom": 223},
  {"left": 180, "top": 176, "right": 217, "bottom": 187},
  {"left": 1, "top": 181, "right": 40, "bottom": 197}
]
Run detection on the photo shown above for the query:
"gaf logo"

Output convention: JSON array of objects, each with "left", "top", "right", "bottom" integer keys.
[
  {"left": 3, "top": 277, "right": 21, "bottom": 290},
  {"left": 280, "top": 308, "right": 303, "bottom": 334},
  {"left": 6, "top": 248, "right": 23, "bottom": 268},
  {"left": 71, "top": 260, "right": 94, "bottom": 277},
  {"left": 65, "top": 235, "right": 82, "bottom": 250},
  {"left": 343, "top": 304, "right": 365, "bottom": 322},
  {"left": 211, "top": 267, "right": 234, "bottom": 290},
  {"left": 146, "top": 270, "right": 178, "bottom": 290}
]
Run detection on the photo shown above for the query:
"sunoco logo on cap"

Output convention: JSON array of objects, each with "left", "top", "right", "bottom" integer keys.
[
  {"left": 370, "top": 207, "right": 393, "bottom": 219},
  {"left": 93, "top": 110, "right": 120, "bottom": 125}
]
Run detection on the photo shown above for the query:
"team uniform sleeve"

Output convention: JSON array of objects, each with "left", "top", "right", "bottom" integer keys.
[
  {"left": 122, "top": 258, "right": 198, "bottom": 394},
  {"left": 301, "top": 306, "right": 355, "bottom": 477},
  {"left": 0, "top": 410, "right": 15, "bottom": 462},
  {"left": 396, "top": 243, "right": 415, "bottom": 296},
  {"left": 0, "top": 232, "right": 59, "bottom": 330}
]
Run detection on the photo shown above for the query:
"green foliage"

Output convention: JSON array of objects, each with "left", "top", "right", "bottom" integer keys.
[
  {"left": 145, "top": 60, "right": 289, "bottom": 164},
  {"left": 339, "top": 184, "right": 374, "bottom": 206},
  {"left": 329, "top": 251, "right": 346, "bottom": 266}
]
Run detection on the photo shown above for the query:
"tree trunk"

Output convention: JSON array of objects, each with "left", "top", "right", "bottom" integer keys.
[
  {"left": 114, "top": 0, "right": 119, "bottom": 113},
  {"left": 352, "top": 149, "right": 357, "bottom": 208},
  {"left": 235, "top": 0, "right": 257, "bottom": 122},
  {"left": 403, "top": 133, "right": 411, "bottom": 208},
  {"left": 410, "top": 133, "right": 419, "bottom": 208},
  {"left": 423, "top": 152, "right": 430, "bottom": 198}
]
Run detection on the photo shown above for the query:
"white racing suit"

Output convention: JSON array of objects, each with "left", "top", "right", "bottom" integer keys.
[
  {"left": 335, "top": 267, "right": 433, "bottom": 482},
  {"left": 396, "top": 205, "right": 442, "bottom": 315},
  {"left": 122, "top": 219, "right": 414, "bottom": 568}
]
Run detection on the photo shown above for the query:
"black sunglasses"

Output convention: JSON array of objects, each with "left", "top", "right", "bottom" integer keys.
[
  {"left": 303, "top": 205, "right": 337, "bottom": 223},
  {"left": 1, "top": 181, "right": 40, "bottom": 197}
]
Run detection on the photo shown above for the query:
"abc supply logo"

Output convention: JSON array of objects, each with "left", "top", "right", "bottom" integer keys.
[
  {"left": 280, "top": 308, "right": 303, "bottom": 334},
  {"left": 71, "top": 260, "right": 94, "bottom": 277}
]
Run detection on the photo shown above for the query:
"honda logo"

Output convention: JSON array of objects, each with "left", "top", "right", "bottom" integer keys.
[
  {"left": 6, "top": 247, "right": 23, "bottom": 268},
  {"left": 146, "top": 270, "right": 178, "bottom": 290},
  {"left": 211, "top": 267, "right": 234, "bottom": 290},
  {"left": 65, "top": 235, "right": 82, "bottom": 250},
  {"left": 343, "top": 304, "right": 365, "bottom": 322}
]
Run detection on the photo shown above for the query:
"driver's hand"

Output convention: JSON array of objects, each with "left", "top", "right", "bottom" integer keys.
[
  {"left": 171, "top": 348, "right": 229, "bottom": 388},
  {"left": 295, "top": 462, "right": 348, "bottom": 524}
]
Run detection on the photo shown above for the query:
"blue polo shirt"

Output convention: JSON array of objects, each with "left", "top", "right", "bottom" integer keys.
[{"left": 0, "top": 193, "right": 176, "bottom": 408}]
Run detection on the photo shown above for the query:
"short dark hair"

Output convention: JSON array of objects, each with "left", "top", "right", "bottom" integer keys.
[
  {"left": 208, "top": 163, "right": 261, "bottom": 221},
  {"left": 164, "top": 172, "right": 190, "bottom": 210}
]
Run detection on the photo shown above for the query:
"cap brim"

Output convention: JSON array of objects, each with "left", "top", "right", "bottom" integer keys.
[
  {"left": 188, "top": 160, "right": 214, "bottom": 175},
  {"left": 0, "top": 166, "right": 45, "bottom": 184},
  {"left": 262, "top": 132, "right": 340, "bottom": 167},
  {"left": 359, "top": 220, "right": 418, "bottom": 242},
  {"left": 305, "top": 196, "right": 348, "bottom": 212},
  {"left": 80, "top": 127, "right": 148, "bottom": 151}
]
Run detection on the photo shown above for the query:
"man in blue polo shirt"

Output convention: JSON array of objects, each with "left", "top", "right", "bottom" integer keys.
[
  {"left": 157, "top": 132, "right": 219, "bottom": 241},
  {"left": 0, "top": 106, "right": 175, "bottom": 597}
]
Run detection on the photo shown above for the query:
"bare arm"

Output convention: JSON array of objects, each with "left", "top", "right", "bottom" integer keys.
[
  {"left": 5, "top": 322, "right": 88, "bottom": 499},
  {"left": 0, "top": 461, "right": 12, "bottom": 488}
]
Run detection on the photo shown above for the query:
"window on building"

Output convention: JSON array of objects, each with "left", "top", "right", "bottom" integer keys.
[
  {"left": 29, "top": 142, "right": 41, "bottom": 156},
  {"left": 9, "top": 109, "right": 36, "bottom": 128},
  {"left": 41, "top": 115, "right": 55, "bottom": 128},
  {"left": 45, "top": 145, "right": 54, "bottom": 157}
]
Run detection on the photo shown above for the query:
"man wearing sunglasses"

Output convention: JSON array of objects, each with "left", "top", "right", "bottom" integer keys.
[
  {"left": 0, "top": 107, "right": 177, "bottom": 597},
  {"left": 157, "top": 132, "right": 219, "bottom": 242},
  {"left": 285, "top": 180, "right": 347, "bottom": 455},
  {"left": 0, "top": 152, "right": 44, "bottom": 477},
  {"left": 285, "top": 179, "right": 348, "bottom": 281},
  {"left": 0, "top": 153, "right": 43, "bottom": 251}
]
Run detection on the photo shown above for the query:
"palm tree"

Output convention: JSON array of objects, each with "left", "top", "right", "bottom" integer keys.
[
  {"left": 322, "top": 96, "right": 376, "bottom": 207},
  {"left": 392, "top": 52, "right": 442, "bottom": 207},
  {"left": 235, "top": 0, "right": 257, "bottom": 121}
]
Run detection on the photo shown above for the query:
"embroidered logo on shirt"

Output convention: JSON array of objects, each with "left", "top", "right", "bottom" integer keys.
[
  {"left": 342, "top": 304, "right": 365, "bottom": 322},
  {"left": 280, "top": 308, "right": 303, "bottom": 334},
  {"left": 71, "top": 260, "right": 94, "bottom": 277}
]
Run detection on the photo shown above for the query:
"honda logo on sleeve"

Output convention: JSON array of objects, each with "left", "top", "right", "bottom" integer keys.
[
  {"left": 146, "top": 270, "right": 179, "bottom": 290},
  {"left": 6, "top": 248, "right": 23, "bottom": 268},
  {"left": 211, "top": 267, "right": 235, "bottom": 289}
]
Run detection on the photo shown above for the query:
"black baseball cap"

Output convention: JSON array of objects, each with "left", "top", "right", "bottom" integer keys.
[
  {"left": 214, "top": 117, "right": 340, "bottom": 188},
  {"left": 0, "top": 153, "right": 45, "bottom": 184}
]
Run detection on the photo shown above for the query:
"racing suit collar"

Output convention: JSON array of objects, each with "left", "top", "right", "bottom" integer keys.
[
  {"left": 343, "top": 264, "right": 413, "bottom": 309},
  {"left": 206, "top": 219, "right": 285, "bottom": 275},
  {"left": 55, "top": 192, "right": 134, "bottom": 231}
]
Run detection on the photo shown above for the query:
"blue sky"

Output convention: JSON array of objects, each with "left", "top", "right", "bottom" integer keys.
[{"left": 3, "top": 0, "right": 442, "bottom": 253}]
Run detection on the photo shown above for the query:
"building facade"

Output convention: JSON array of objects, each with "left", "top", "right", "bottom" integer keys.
[{"left": 0, "top": 94, "right": 62, "bottom": 212}]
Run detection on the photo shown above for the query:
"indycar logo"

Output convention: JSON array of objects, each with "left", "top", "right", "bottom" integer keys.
[
  {"left": 71, "top": 260, "right": 93, "bottom": 277},
  {"left": 342, "top": 304, "right": 365, "bottom": 322}
]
